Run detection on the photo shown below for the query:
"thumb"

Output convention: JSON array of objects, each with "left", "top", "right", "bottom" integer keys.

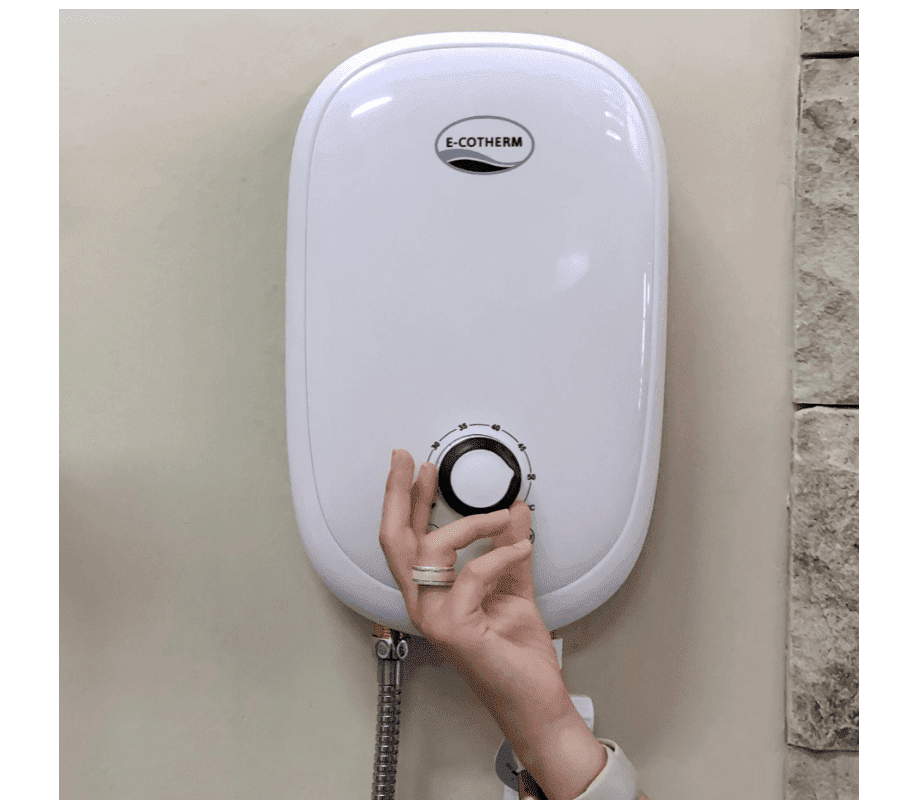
[{"left": 449, "top": 539, "right": 532, "bottom": 617}]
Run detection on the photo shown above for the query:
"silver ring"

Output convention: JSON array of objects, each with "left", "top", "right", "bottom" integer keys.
[{"left": 412, "top": 565, "right": 455, "bottom": 586}]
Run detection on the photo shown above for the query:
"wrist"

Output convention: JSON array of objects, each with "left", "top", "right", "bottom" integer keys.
[{"left": 511, "top": 697, "right": 608, "bottom": 800}]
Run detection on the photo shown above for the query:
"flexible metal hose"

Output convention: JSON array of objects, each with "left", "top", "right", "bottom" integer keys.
[{"left": 372, "top": 629, "right": 408, "bottom": 800}]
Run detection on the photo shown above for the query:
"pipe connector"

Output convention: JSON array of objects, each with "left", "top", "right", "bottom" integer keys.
[{"left": 371, "top": 625, "right": 409, "bottom": 800}]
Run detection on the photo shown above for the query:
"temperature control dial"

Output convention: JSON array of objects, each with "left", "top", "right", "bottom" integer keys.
[{"left": 438, "top": 436, "right": 522, "bottom": 516}]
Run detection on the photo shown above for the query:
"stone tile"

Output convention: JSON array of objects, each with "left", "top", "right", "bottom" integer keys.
[
  {"left": 793, "top": 57, "right": 858, "bottom": 405},
  {"left": 801, "top": 10, "right": 859, "bottom": 54},
  {"left": 786, "top": 746, "right": 858, "bottom": 800},
  {"left": 788, "top": 408, "right": 858, "bottom": 750}
]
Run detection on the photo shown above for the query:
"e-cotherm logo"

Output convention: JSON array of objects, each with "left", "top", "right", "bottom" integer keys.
[{"left": 435, "top": 116, "right": 534, "bottom": 175}]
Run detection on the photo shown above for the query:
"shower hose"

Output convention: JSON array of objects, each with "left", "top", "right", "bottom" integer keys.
[{"left": 372, "top": 627, "right": 408, "bottom": 800}]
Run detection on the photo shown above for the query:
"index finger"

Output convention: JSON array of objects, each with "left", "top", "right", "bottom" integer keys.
[
  {"left": 378, "top": 449, "right": 418, "bottom": 598},
  {"left": 381, "top": 449, "right": 415, "bottom": 534}
]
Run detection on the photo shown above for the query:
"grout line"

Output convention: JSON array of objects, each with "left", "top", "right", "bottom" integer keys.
[
  {"left": 787, "top": 742, "right": 860, "bottom": 756},
  {"left": 802, "top": 51, "right": 858, "bottom": 59},
  {"left": 794, "top": 403, "right": 859, "bottom": 410}
]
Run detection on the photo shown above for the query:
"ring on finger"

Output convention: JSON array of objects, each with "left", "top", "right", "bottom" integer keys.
[{"left": 412, "top": 564, "right": 455, "bottom": 587}]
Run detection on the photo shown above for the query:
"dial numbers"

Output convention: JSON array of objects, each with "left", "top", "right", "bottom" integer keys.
[{"left": 426, "top": 421, "right": 536, "bottom": 510}]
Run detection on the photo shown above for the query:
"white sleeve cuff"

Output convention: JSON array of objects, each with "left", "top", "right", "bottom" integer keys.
[{"left": 572, "top": 738, "right": 644, "bottom": 800}]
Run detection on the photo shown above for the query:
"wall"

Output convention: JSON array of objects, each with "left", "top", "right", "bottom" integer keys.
[
  {"left": 60, "top": 10, "right": 799, "bottom": 799},
  {"left": 786, "top": 10, "right": 859, "bottom": 800}
]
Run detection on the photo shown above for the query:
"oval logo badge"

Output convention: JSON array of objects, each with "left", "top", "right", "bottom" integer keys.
[{"left": 435, "top": 116, "right": 534, "bottom": 175}]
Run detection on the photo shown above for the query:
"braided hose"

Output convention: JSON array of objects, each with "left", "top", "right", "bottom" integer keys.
[{"left": 372, "top": 629, "right": 408, "bottom": 800}]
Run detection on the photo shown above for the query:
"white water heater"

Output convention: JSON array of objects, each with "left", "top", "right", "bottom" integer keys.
[{"left": 286, "top": 32, "right": 667, "bottom": 636}]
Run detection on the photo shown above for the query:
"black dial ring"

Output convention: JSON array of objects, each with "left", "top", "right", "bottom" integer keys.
[{"left": 437, "top": 436, "right": 522, "bottom": 516}]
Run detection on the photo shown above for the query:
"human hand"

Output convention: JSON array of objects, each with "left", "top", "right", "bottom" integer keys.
[{"left": 378, "top": 449, "right": 607, "bottom": 800}]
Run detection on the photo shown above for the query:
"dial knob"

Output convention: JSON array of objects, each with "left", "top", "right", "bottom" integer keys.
[{"left": 438, "top": 436, "right": 522, "bottom": 516}]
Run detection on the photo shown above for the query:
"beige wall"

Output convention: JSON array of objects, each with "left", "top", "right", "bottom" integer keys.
[{"left": 60, "top": 10, "right": 798, "bottom": 799}]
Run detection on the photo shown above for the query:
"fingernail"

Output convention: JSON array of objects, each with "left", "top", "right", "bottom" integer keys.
[{"left": 514, "top": 539, "right": 531, "bottom": 549}]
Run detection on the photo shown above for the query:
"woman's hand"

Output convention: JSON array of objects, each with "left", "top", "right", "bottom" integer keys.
[{"left": 378, "top": 449, "right": 607, "bottom": 800}]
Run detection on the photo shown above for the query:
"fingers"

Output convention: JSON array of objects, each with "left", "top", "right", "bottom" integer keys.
[
  {"left": 378, "top": 452, "right": 533, "bottom": 640},
  {"left": 379, "top": 449, "right": 417, "bottom": 596},
  {"left": 381, "top": 449, "right": 415, "bottom": 533},
  {"left": 410, "top": 462, "right": 438, "bottom": 538},
  {"left": 417, "top": 508, "right": 511, "bottom": 567},
  {"left": 491, "top": 500, "right": 532, "bottom": 548},
  {"left": 449, "top": 539, "right": 533, "bottom": 618},
  {"left": 488, "top": 501, "right": 536, "bottom": 600}
]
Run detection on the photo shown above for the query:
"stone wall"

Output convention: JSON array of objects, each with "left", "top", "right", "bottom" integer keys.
[{"left": 786, "top": 10, "right": 858, "bottom": 800}]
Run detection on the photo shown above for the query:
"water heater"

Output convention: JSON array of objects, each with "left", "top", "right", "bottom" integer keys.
[{"left": 286, "top": 32, "right": 667, "bottom": 636}]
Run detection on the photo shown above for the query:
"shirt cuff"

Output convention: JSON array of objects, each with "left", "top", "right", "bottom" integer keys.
[{"left": 571, "top": 738, "right": 644, "bottom": 800}]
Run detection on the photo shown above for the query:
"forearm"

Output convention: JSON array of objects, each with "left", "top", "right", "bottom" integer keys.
[
  {"left": 464, "top": 669, "right": 607, "bottom": 800},
  {"left": 510, "top": 695, "right": 608, "bottom": 800}
]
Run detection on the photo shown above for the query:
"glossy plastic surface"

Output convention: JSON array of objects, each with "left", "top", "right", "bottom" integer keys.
[{"left": 286, "top": 32, "right": 667, "bottom": 634}]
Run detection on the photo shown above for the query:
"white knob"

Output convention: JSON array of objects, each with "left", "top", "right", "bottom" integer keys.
[{"left": 449, "top": 448, "right": 516, "bottom": 509}]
